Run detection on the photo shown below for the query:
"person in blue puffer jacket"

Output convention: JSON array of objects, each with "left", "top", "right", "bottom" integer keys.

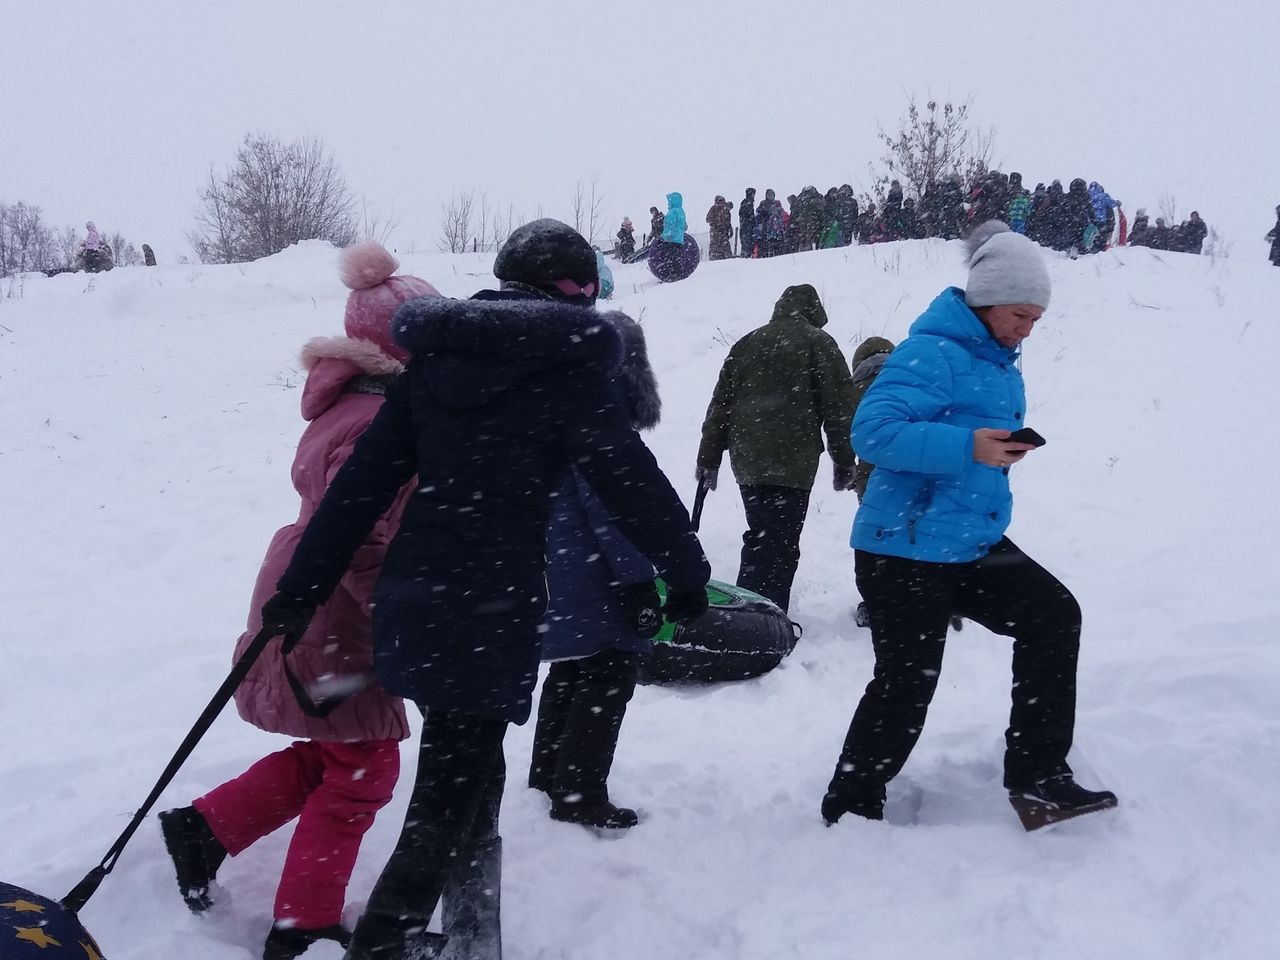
[
  {"left": 822, "top": 221, "right": 1117, "bottom": 829},
  {"left": 660, "top": 191, "right": 687, "bottom": 243},
  {"left": 528, "top": 311, "right": 663, "bottom": 831}
]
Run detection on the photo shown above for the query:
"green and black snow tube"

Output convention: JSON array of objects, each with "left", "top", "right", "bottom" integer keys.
[{"left": 640, "top": 580, "right": 801, "bottom": 685}]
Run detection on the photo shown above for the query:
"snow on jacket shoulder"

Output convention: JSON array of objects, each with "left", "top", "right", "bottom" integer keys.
[
  {"left": 850, "top": 287, "right": 1026, "bottom": 563},
  {"left": 234, "top": 336, "right": 412, "bottom": 742}
]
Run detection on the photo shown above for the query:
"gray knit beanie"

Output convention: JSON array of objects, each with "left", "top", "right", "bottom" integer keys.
[{"left": 963, "top": 221, "right": 1051, "bottom": 310}]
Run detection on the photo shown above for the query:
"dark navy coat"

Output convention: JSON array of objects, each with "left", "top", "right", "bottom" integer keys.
[
  {"left": 276, "top": 290, "right": 709, "bottom": 723},
  {"left": 541, "top": 467, "right": 657, "bottom": 661}
]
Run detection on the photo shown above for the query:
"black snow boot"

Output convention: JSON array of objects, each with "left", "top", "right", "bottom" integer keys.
[
  {"left": 1008, "top": 775, "right": 1118, "bottom": 831},
  {"left": 262, "top": 924, "right": 350, "bottom": 960},
  {"left": 821, "top": 776, "right": 886, "bottom": 825},
  {"left": 441, "top": 837, "right": 503, "bottom": 959},
  {"left": 344, "top": 913, "right": 448, "bottom": 960},
  {"left": 158, "top": 805, "right": 227, "bottom": 912},
  {"left": 550, "top": 798, "right": 639, "bottom": 830}
]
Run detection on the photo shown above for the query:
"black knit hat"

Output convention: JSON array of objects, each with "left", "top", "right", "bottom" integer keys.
[{"left": 494, "top": 218, "right": 599, "bottom": 306}]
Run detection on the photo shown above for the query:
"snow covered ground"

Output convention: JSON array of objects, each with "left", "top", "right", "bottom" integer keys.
[{"left": 2, "top": 240, "right": 1277, "bottom": 959}]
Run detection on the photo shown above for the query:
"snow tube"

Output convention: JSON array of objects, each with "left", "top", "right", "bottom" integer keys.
[
  {"left": 0, "top": 881, "right": 106, "bottom": 959},
  {"left": 647, "top": 234, "right": 700, "bottom": 283},
  {"left": 639, "top": 580, "right": 800, "bottom": 685}
]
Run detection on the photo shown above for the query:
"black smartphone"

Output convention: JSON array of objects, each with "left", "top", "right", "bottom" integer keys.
[{"left": 1006, "top": 427, "right": 1046, "bottom": 447}]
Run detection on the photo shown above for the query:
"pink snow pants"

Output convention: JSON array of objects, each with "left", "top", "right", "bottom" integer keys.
[{"left": 194, "top": 739, "right": 400, "bottom": 928}]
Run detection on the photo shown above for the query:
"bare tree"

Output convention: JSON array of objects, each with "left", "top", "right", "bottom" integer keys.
[
  {"left": 359, "top": 197, "right": 399, "bottom": 247},
  {"left": 437, "top": 190, "right": 475, "bottom": 253},
  {"left": 55, "top": 225, "right": 80, "bottom": 268},
  {"left": 569, "top": 177, "right": 608, "bottom": 245},
  {"left": 109, "top": 231, "right": 142, "bottom": 267},
  {"left": 0, "top": 202, "right": 59, "bottom": 276},
  {"left": 189, "top": 134, "right": 358, "bottom": 264},
  {"left": 868, "top": 95, "right": 998, "bottom": 203},
  {"left": 1157, "top": 191, "right": 1179, "bottom": 225}
]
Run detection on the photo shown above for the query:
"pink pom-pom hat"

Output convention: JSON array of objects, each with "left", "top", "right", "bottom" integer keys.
[{"left": 339, "top": 240, "right": 440, "bottom": 362}]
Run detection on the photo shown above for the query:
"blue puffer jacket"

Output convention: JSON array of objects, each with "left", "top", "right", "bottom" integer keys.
[
  {"left": 661, "top": 192, "right": 687, "bottom": 243},
  {"left": 850, "top": 287, "right": 1026, "bottom": 563}
]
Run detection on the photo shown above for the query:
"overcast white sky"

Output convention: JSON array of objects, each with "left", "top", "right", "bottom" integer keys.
[{"left": 4, "top": 0, "right": 1277, "bottom": 260}]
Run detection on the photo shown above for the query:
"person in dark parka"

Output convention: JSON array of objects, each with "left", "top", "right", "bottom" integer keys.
[
  {"left": 1060, "top": 178, "right": 1095, "bottom": 253},
  {"left": 1128, "top": 208, "right": 1150, "bottom": 246},
  {"left": 706, "top": 195, "right": 734, "bottom": 260},
  {"left": 261, "top": 219, "right": 711, "bottom": 960},
  {"left": 649, "top": 206, "right": 665, "bottom": 246},
  {"left": 696, "top": 284, "right": 858, "bottom": 613},
  {"left": 835, "top": 184, "right": 859, "bottom": 245},
  {"left": 739, "top": 188, "right": 758, "bottom": 257},
  {"left": 1181, "top": 211, "right": 1208, "bottom": 254},
  {"left": 1267, "top": 205, "right": 1280, "bottom": 266},
  {"left": 616, "top": 217, "right": 636, "bottom": 259},
  {"left": 529, "top": 311, "right": 664, "bottom": 831}
]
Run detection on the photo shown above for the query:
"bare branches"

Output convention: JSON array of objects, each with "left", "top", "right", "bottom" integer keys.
[
  {"left": 569, "top": 177, "right": 607, "bottom": 245},
  {"left": 871, "top": 95, "right": 998, "bottom": 202},
  {"left": 0, "top": 202, "right": 59, "bottom": 276},
  {"left": 189, "top": 134, "right": 358, "bottom": 264},
  {"left": 437, "top": 189, "right": 476, "bottom": 253}
]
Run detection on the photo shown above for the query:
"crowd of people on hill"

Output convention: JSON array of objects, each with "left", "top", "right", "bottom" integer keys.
[{"left": 613, "top": 169, "right": 1221, "bottom": 264}]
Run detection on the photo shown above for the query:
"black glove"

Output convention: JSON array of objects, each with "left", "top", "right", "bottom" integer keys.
[
  {"left": 663, "top": 585, "right": 709, "bottom": 624},
  {"left": 260, "top": 592, "right": 317, "bottom": 654},
  {"left": 833, "top": 464, "right": 857, "bottom": 492},
  {"left": 619, "top": 581, "right": 663, "bottom": 639},
  {"left": 694, "top": 466, "right": 718, "bottom": 492}
]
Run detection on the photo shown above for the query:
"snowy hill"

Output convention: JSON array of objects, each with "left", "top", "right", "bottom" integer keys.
[{"left": 2, "top": 242, "right": 1278, "bottom": 960}]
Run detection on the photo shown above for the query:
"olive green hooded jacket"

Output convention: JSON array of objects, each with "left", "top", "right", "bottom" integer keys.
[
  {"left": 848, "top": 335, "right": 895, "bottom": 499},
  {"left": 697, "top": 284, "right": 856, "bottom": 490}
]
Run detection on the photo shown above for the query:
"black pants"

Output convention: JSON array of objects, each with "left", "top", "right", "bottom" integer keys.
[
  {"left": 737, "top": 484, "right": 811, "bottom": 613},
  {"left": 346, "top": 709, "right": 506, "bottom": 960},
  {"left": 529, "top": 650, "right": 639, "bottom": 805},
  {"left": 832, "top": 538, "right": 1081, "bottom": 791}
]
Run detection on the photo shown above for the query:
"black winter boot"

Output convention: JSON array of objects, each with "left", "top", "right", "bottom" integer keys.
[
  {"left": 158, "top": 805, "right": 227, "bottom": 912},
  {"left": 441, "top": 837, "right": 503, "bottom": 959},
  {"left": 550, "top": 798, "right": 638, "bottom": 830},
  {"left": 1008, "top": 775, "right": 1118, "bottom": 831},
  {"left": 344, "top": 913, "right": 448, "bottom": 960},
  {"left": 262, "top": 924, "right": 349, "bottom": 960},
  {"left": 546, "top": 651, "right": 639, "bottom": 829},
  {"left": 821, "top": 776, "right": 886, "bottom": 825}
]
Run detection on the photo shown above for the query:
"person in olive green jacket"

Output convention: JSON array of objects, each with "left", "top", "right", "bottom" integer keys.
[
  {"left": 696, "top": 284, "right": 857, "bottom": 613},
  {"left": 848, "top": 336, "right": 895, "bottom": 500},
  {"left": 848, "top": 335, "right": 895, "bottom": 628}
]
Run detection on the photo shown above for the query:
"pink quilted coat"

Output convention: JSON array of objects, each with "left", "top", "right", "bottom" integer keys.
[{"left": 232, "top": 336, "right": 412, "bottom": 742}]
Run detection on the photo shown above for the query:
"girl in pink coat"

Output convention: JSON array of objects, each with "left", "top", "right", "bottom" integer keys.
[{"left": 158, "top": 242, "right": 439, "bottom": 960}]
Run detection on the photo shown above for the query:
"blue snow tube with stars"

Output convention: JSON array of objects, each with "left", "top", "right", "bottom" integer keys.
[
  {"left": 0, "top": 881, "right": 107, "bottom": 959},
  {"left": 647, "top": 234, "right": 700, "bottom": 283}
]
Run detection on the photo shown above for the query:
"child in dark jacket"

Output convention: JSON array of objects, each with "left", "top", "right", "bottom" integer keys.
[
  {"left": 158, "top": 242, "right": 438, "bottom": 960},
  {"left": 529, "top": 311, "right": 664, "bottom": 830}
]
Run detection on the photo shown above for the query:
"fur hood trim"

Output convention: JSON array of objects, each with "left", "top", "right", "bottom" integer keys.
[
  {"left": 300, "top": 336, "right": 405, "bottom": 376},
  {"left": 599, "top": 311, "right": 661, "bottom": 430},
  {"left": 392, "top": 290, "right": 621, "bottom": 368}
]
